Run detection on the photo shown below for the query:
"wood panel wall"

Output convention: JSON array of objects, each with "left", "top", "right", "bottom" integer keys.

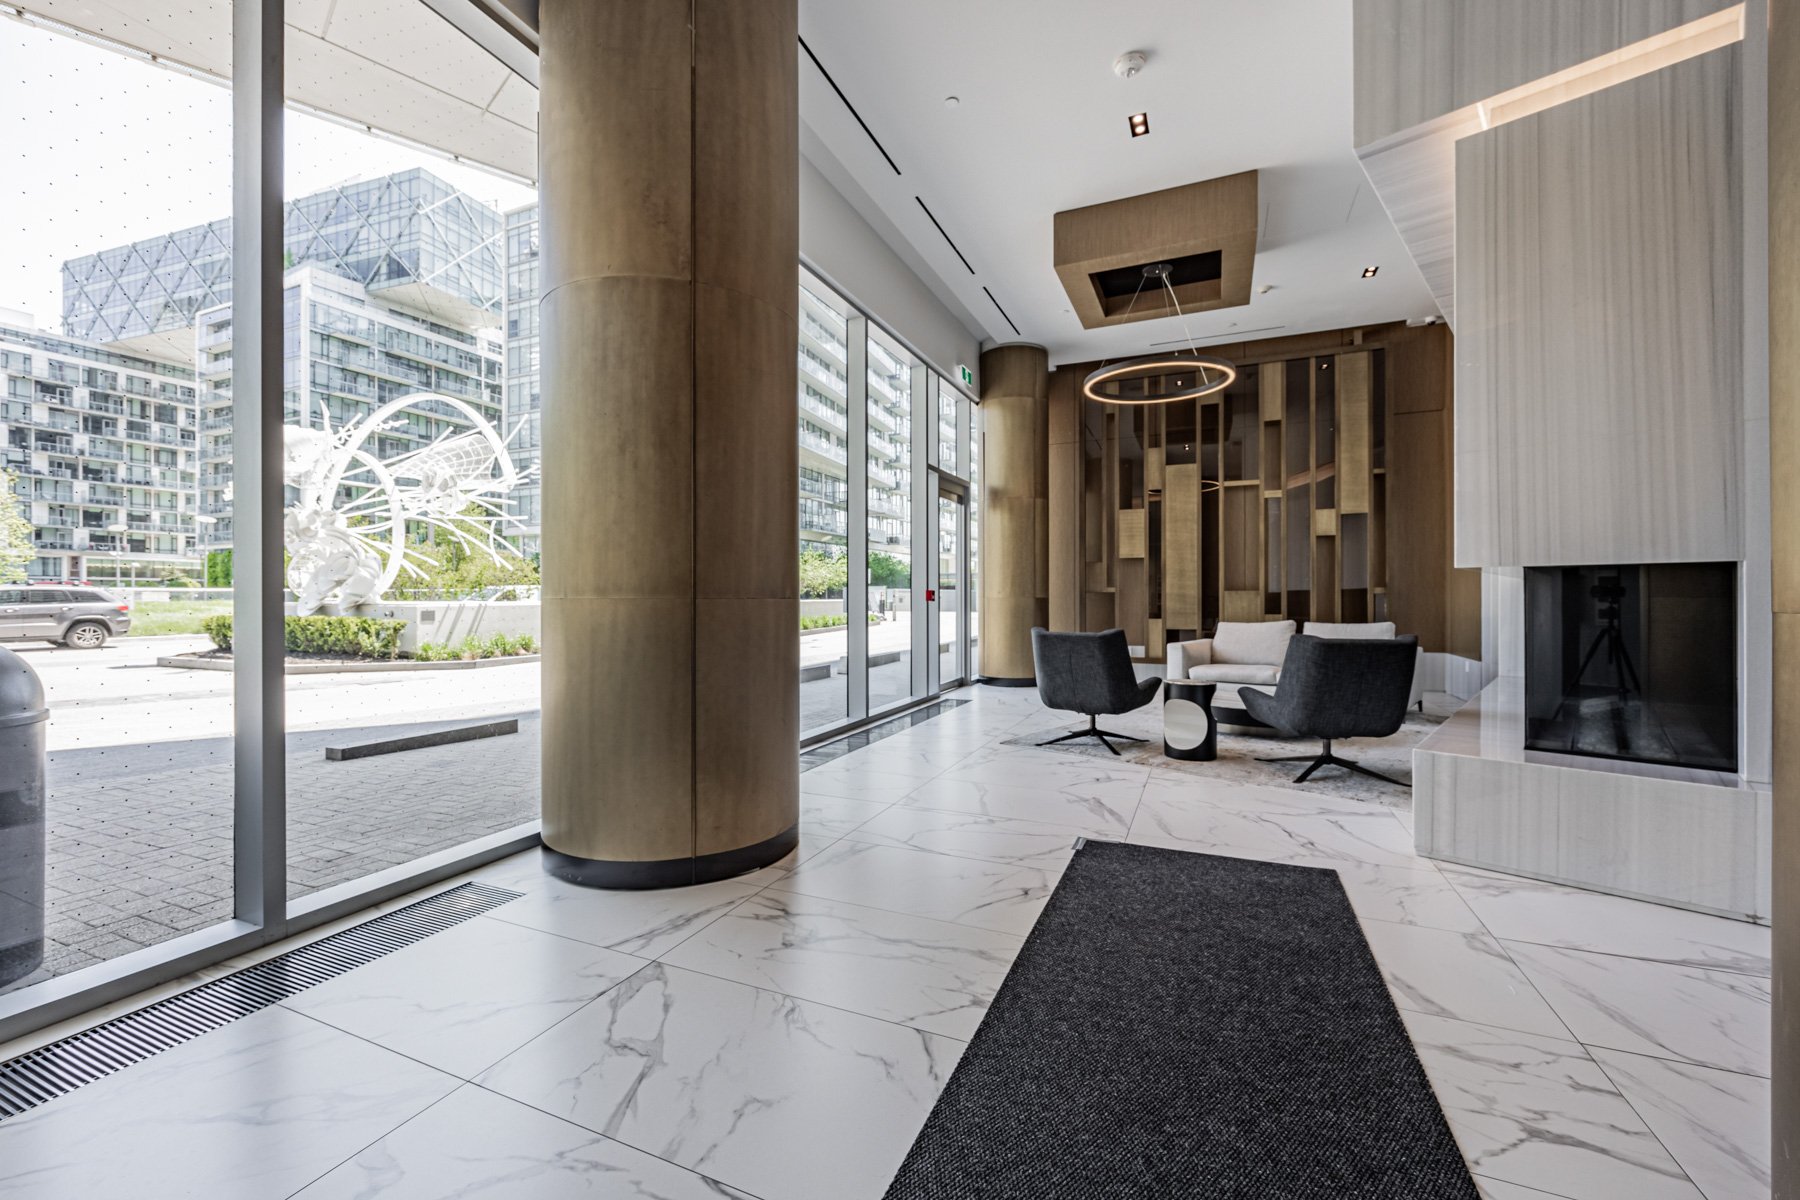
[{"left": 1051, "top": 321, "right": 1475, "bottom": 657}]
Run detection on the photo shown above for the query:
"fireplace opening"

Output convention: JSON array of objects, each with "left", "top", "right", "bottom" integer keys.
[{"left": 1523, "top": 563, "right": 1737, "bottom": 773}]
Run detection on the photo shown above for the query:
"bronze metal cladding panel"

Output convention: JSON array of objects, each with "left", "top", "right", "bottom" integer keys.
[
  {"left": 1164, "top": 464, "right": 1199, "bottom": 626},
  {"left": 1052, "top": 173, "right": 1259, "bottom": 329},
  {"left": 1771, "top": 5, "right": 1799, "bottom": 1188},
  {"left": 1385, "top": 408, "right": 1450, "bottom": 652},
  {"left": 694, "top": 287, "right": 799, "bottom": 601},
  {"left": 694, "top": 597, "right": 799, "bottom": 857},
  {"left": 693, "top": 0, "right": 798, "bottom": 312},
  {"left": 1116, "top": 509, "right": 1147, "bottom": 559},
  {"left": 1221, "top": 591, "right": 1264, "bottom": 622},
  {"left": 538, "top": 0, "right": 694, "bottom": 294},
  {"left": 982, "top": 344, "right": 1049, "bottom": 406},
  {"left": 1337, "top": 351, "right": 1373, "bottom": 514},
  {"left": 984, "top": 494, "right": 1044, "bottom": 679},
  {"left": 540, "top": 277, "right": 694, "bottom": 604},
  {"left": 980, "top": 344, "right": 1048, "bottom": 677},
  {"left": 1048, "top": 371, "right": 1083, "bottom": 631},
  {"left": 541, "top": 596, "right": 695, "bottom": 862},
  {"left": 1222, "top": 484, "right": 1261, "bottom": 592},
  {"left": 1259, "top": 360, "right": 1286, "bottom": 422}
]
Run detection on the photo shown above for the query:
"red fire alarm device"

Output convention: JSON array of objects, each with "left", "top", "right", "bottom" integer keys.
[{"left": 926, "top": 589, "right": 936, "bottom": 602}]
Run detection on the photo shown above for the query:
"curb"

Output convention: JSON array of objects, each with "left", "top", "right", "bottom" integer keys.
[{"left": 156, "top": 653, "right": 543, "bottom": 675}]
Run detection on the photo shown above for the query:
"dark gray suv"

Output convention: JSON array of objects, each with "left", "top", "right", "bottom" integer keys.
[{"left": 0, "top": 585, "right": 132, "bottom": 648}]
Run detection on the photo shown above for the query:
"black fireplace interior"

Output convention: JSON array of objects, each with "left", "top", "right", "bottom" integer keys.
[{"left": 1523, "top": 563, "right": 1737, "bottom": 773}]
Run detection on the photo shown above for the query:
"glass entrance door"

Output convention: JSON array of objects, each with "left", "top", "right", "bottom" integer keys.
[{"left": 933, "top": 484, "right": 968, "bottom": 690}]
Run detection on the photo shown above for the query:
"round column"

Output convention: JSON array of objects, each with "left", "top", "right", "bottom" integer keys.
[
  {"left": 978, "top": 343, "right": 1049, "bottom": 685},
  {"left": 538, "top": 0, "right": 799, "bottom": 887}
]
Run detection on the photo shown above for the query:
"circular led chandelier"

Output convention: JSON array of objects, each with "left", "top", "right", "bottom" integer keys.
[{"left": 1081, "top": 263, "right": 1238, "bottom": 406}]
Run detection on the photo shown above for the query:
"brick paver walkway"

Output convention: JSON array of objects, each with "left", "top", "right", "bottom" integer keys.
[{"left": 12, "top": 714, "right": 540, "bottom": 992}]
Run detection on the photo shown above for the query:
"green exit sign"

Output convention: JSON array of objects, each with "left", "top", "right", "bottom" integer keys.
[{"left": 956, "top": 364, "right": 975, "bottom": 388}]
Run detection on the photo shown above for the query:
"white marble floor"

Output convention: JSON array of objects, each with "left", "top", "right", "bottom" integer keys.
[{"left": 0, "top": 684, "right": 1772, "bottom": 1200}]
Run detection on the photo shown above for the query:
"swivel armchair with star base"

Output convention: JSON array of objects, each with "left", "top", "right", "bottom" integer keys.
[
  {"left": 1239, "top": 633, "right": 1419, "bottom": 787},
  {"left": 1030, "top": 627, "right": 1162, "bottom": 756}
]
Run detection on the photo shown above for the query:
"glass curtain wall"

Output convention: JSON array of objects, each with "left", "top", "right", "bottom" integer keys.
[
  {"left": 866, "top": 325, "right": 913, "bottom": 713},
  {"left": 798, "top": 273, "right": 852, "bottom": 734},
  {"left": 797, "top": 269, "right": 977, "bottom": 739},
  {"left": 278, "top": 7, "right": 541, "bottom": 903},
  {"left": 0, "top": 12, "right": 234, "bottom": 1001}
]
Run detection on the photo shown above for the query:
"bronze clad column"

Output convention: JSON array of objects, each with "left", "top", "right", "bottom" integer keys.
[
  {"left": 1771, "top": 0, "right": 1798, "bottom": 1187},
  {"left": 537, "top": 0, "right": 799, "bottom": 887},
  {"left": 978, "top": 344, "right": 1049, "bottom": 685}
]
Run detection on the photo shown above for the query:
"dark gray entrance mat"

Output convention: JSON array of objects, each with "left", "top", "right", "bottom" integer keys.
[{"left": 883, "top": 840, "right": 1478, "bottom": 1199}]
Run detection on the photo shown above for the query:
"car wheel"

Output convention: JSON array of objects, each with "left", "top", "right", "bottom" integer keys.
[{"left": 64, "top": 621, "right": 108, "bottom": 649}]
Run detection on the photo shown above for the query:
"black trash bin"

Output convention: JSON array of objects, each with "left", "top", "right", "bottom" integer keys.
[{"left": 0, "top": 644, "right": 47, "bottom": 988}]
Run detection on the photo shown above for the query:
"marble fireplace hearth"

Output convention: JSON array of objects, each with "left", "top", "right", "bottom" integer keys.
[{"left": 1413, "top": 677, "right": 1770, "bottom": 923}]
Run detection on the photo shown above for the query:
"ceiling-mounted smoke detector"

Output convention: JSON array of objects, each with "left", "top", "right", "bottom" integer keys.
[{"left": 1113, "top": 50, "right": 1148, "bottom": 79}]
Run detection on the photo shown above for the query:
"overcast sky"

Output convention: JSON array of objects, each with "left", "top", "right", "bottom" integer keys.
[{"left": 0, "top": 19, "right": 537, "bottom": 329}]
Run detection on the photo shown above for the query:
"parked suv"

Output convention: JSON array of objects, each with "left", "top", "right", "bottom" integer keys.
[{"left": 0, "top": 585, "right": 131, "bottom": 648}]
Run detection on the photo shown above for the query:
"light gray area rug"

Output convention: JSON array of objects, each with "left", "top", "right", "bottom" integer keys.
[{"left": 1008, "top": 700, "right": 1451, "bottom": 809}]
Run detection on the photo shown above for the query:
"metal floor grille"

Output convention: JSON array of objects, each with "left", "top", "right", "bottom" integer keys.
[{"left": 0, "top": 881, "right": 521, "bottom": 1121}]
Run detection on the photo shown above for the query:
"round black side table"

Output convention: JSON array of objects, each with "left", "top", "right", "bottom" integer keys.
[{"left": 1163, "top": 678, "right": 1218, "bottom": 761}]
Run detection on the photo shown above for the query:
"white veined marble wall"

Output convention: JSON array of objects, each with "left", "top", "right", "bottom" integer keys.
[
  {"left": 1454, "top": 45, "right": 1744, "bottom": 569},
  {"left": 1353, "top": 0, "right": 1735, "bottom": 146}
]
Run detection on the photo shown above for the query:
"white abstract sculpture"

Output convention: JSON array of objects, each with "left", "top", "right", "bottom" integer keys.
[{"left": 282, "top": 392, "right": 533, "bottom": 615}]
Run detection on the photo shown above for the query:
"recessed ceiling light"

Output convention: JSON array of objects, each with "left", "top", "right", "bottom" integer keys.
[
  {"left": 1361, "top": 265, "right": 1379, "bottom": 278},
  {"left": 1128, "top": 112, "right": 1150, "bottom": 137},
  {"left": 944, "top": 96, "right": 960, "bottom": 109}
]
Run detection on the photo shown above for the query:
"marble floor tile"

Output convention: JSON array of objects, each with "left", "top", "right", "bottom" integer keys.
[
  {"left": 771, "top": 839, "right": 1057, "bottom": 936},
  {"left": 1335, "top": 863, "right": 1487, "bottom": 934},
  {"left": 1442, "top": 865, "right": 1771, "bottom": 977},
  {"left": 1504, "top": 942, "right": 1771, "bottom": 1077},
  {"left": 800, "top": 766, "right": 927, "bottom": 803},
  {"left": 484, "top": 877, "right": 763, "bottom": 958},
  {"left": 1400, "top": 1011, "right": 1704, "bottom": 1200},
  {"left": 476, "top": 962, "right": 962, "bottom": 1200},
  {"left": 841, "top": 805, "right": 1085, "bottom": 870},
  {"left": 1358, "top": 920, "right": 1573, "bottom": 1039},
  {"left": 901, "top": 776, "right": 1141, "bottom": 837},
  {"left": 292, "top": 1083, "right": 754, "bottom": 1199},
  {"left": 942, "top": 744, "right": 1155, "bottom": 794},
  {"left": 799, "top": 793, "right": 893, "bottom": 839},
  {"left": 1591, "top": 1048, "right": 1771, "bottom": 1200},
  {"left": 1128, "top": 789, "right": 1423, "bottom": 871},
  {"left": 0, "top": 1006, "right": 457, "bottom": 1200},
  {"left": 827, "top": 742, "right": 975, "bottom": 779},
  {"left": 1140, "top": 772, "right": 1389, "bottom": 818},
  {"left": 661, "top": 889, "right": 1023, "bottom": 1039},
  {"left": 282, "top": 916, "right": 648, "bottom": 1078},
  {"left": 1475, "top": 1178, "right": 1577, "bottom": 1199}
]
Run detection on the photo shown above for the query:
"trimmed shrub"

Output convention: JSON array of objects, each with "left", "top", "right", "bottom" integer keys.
[
  {"left": 201, "top": 614, "right": 233, "bottom": 650},
  {"left": 197, "top": 615, "right": 406, "bottom": 660}
]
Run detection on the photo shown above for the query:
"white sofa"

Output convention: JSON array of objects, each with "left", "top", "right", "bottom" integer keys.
[{"left": 1167, "top": 619, "right": 1425, "bottom": 710}]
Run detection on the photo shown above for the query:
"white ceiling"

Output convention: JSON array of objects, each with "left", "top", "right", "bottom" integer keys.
[
  {"left": 12, "top": 0, "right": 536, "bottom": 179},
  {"left": 796, "top": 0, "right": 1440, "bottom": 364}
]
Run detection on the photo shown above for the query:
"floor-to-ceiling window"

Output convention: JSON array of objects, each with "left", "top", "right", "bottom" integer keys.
[
  {"left": 0, "top": 10, "right": 235, "bottom": 1003},
  {"left": 798, "top": 273, "right": 852, "bottom": 735},
  {"left": 866, "top": 325, "right": 913, "bottom": 713},
  {"left": 795, "top": 270, "right": 977, "bottom": 740}
]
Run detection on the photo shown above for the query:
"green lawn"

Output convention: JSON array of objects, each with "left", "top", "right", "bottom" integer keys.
[{"left": 128, "top": 598, "right": 234, "bottom": 637}]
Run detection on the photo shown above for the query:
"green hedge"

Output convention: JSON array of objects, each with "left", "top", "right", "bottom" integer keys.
[
  {"left": 799, "top": 613, "right": 886, "bottom": 630},
  {"left": 414, "top": 633, "right": 538, "bottom": 661},
  {"left": 201, "top": 615, "right": 407, "bottom": 660}
]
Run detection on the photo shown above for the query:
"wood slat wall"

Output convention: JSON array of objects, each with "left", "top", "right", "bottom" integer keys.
[{"left": 1048, "top": 321, "right": 1474, "bottom": 657}]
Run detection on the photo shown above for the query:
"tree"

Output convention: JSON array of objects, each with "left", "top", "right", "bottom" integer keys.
[
  {"left": 205, "top": 549, "right": 234, "bottom": 587},
  {"left": 409, "top": 504, "right": 539, "bottom": 597},
  {"left": 868, "top": 550, "right": 911, "bottom": 590},
  {"left": 0, "top": 470, "right": 33, "bottom": 584},
  {"left": 798, "top": 548, "right": 847, "bottom": 598}
]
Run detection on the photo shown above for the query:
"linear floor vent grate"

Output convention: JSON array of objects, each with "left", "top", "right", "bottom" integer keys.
[{"left": 0, "top": 881, "right": 521, "bottom": 1121}]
